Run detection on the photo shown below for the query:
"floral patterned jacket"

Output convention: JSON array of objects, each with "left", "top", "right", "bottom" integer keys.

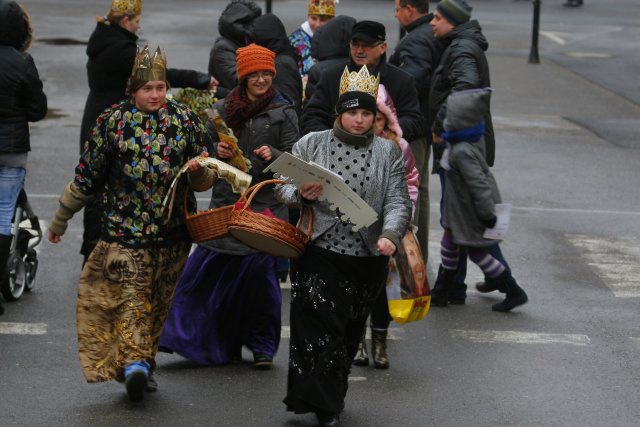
[
  {"left": 288, "top": 26, "right": 315, "bottom": 76},
  {"left": 71, "top": 99, "right": 211, "bottom": 247}
]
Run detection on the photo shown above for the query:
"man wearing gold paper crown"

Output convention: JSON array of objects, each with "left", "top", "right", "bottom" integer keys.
[
  {"left": 301, "top": 20, "right": 423, "bottom": 144},
  {"left": 277, "top": 65, "right": 411, "bottom": 426},
  {"left": 47, "top": 45, "right": 214, "bottom": 402},
  {"left": 288, "top": 0, "right": 335, "bottom": 77}
]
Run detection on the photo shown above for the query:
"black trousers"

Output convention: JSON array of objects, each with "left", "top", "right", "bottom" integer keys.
[{"left": 284, "top": 246, "right": 388, "bottom": 415}]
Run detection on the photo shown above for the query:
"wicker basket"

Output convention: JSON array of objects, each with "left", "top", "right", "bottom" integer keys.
[
  {"left": 183, "top": 190, "right": 236, "bottom": 243},
  {"left": 228, "top": 179, "right": 313, "bottom": 258}
]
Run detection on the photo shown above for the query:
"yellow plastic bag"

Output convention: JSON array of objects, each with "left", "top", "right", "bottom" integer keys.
[{"left": 386, "top": 229, "right": 431, "bottom": 324}]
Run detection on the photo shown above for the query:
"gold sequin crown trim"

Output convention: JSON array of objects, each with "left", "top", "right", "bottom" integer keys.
[
  {"left": 111, "top": 0, "right": 143, "bottom": 15},
  {"left": 338, "top": 65, "right": 379, "bottom": 99},
  {"left": 131, "top": 45, "right": 167, "bottom": 82},
  {"left": 308, "top": 0, "right": 335, "bottom": 16}
]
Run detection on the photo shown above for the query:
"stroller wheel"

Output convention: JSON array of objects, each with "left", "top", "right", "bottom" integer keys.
[
  {"left": 24, "top": 251, "right": 38, "bottom": 292},
  {"left": 1, "top": 254, "right": 27, "bottom": 301}
]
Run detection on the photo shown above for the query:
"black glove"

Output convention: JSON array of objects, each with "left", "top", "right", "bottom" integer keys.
[{"left": 482, "top": 216, "right": 497, "bottom": 229}]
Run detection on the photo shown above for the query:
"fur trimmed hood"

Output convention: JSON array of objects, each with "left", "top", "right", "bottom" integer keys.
[{"left": 376, "top": 84, "right": 403, "bottom": 139}]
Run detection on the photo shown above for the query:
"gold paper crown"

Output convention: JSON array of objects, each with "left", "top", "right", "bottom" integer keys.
[
  {"left": 111, "top": 0, "right": 143, "bottom": 15},
  {"left": 338, "top": 65, "right": 379, "bottom": 99},
  {"left": 131, "top": 45, "right": 167, "bottom": 82},
  {"left": 308, "top": 0, "right": 335, "bottom": 17}
]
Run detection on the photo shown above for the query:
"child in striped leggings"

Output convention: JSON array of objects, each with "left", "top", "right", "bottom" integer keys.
[{"left": 434, "top": 88, "right": 527, "bottom": 312}]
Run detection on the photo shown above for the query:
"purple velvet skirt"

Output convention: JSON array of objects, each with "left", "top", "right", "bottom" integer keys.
[{"left": 159, "top": 246, "right": 282, "bottom": 365}]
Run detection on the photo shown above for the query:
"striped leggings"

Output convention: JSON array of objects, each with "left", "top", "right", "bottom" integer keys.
[{"left": 440, "top": 228, "right": 505, "bottom": 279}]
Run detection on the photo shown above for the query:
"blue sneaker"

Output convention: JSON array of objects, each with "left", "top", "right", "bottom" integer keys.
[{"left": 124, "top": 361, "right": 150, "bottom": 401}]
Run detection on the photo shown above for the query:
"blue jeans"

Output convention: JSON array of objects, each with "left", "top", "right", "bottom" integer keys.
[{"left": 0, "top": 166, "right": 26, "bottom": 235}]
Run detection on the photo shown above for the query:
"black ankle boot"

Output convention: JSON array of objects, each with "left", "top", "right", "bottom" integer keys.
[
  {"left": 352, "top": 327, "right": 369, "bottom": 366},
  {"left": 431, "top": 266, "right": 456, "bottom": 307},
  {"left": 492, "top": 272, "right": 528, "bottom": 312},
  {"left": 475, "top": 277, "right": 506, "bottom": 294},
  {"left": 371, "top": 328, "right": 389, "bottom": 369},
  {"left": 316, "top": 411, "right": 339, "bottom": 427}
]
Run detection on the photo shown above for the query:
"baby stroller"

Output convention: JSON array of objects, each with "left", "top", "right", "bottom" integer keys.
[{"left": 1, "top": 188, "right": 42, "bottom": 301}]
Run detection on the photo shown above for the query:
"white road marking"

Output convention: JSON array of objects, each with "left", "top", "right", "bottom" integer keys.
[
  {"left": 0, "top": 322, "right": 48, "bottom": 335},
  {"left": 540, "top": 31, "right": 567, "bottom": 45},
  {"left": 450, "top": 329, "right": 590, "bottom": 346},
  {"left": 565, "top": 52, "right": 612, "bottom": 59},
  {"left": 348, "top": 377, "right": 367, "bottom": 382},
  {"left": 566, "top": 234, "right": 640, "bottom": 297},
  {"left": 280, "top": 326, "right": 405, "bottom": 340}
]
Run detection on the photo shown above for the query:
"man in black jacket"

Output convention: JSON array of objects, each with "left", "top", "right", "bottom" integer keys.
[
  {"left": 301, "top": 20, "right": 423, "bottom": 142},
  {"left": 389, "top": 0, "right": 442, "bottom": 268},
  {"left": 428, "top": 0, "right": 510, "bottom": 306}
]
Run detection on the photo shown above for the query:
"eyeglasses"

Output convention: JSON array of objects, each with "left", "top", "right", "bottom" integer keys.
[
  {"left": 349, "top": 41, "right": 383, "bottom": 50},
  {"left": 247, "top": 71, "right": 274, "bottom": 81},
  {"left": 394, "top": 2, "right": 408, "bottom": 12}
]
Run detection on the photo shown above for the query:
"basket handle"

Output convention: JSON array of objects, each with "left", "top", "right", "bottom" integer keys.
[
  {"left": 235, "top": 179, "right": 313, "bottom": 237},
  {"left": 183, "top": 178, "right": 252, "bottom": 217},
  {"left": 236, "top": 179, "right": 286, "bottom": 211}
]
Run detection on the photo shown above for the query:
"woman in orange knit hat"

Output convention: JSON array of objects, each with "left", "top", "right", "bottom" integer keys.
[{"left": 160, "top": 43, "right": 299, "bottom": 370}]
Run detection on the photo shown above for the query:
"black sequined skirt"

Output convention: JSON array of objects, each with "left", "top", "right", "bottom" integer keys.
[{"left": 284, "top": 245, "right": 388, "bottom": 415}]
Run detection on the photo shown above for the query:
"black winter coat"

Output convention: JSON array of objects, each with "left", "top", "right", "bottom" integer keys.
[
  {"left": 429, "top": 20, "right": 494, "bottom": 170},
  {"left": 305, "top": 15, "right": 355, "bottom": 103},
  {"left": 0, "top": 1, "right": 47, "bottom": 155},
  {"left": 301, "top": 58, "right": 424, "bottom": 142},
  {"left": 208, "top": 0, "right": 261, "bottom": 92},
  {"left": 389, "top": 13, "right": 442, "bottom": 132},
  {"left": 251, "top": 13, "right": 303, "bottom": 117},
  {"left": 80, "top": 22, "right": 211, "bottom": 150}
]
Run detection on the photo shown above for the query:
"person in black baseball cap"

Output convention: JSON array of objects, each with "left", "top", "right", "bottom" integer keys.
[
  {"left": 302, "top": 18, "right": 425, "bottom": 144},
  {"left": 349, "top": 20, "right": 388, "bottom": 69}
]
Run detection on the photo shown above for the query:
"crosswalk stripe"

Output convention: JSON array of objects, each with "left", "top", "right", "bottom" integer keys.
[
  {"left": 280, "top": 326, "right": 405, "bottom": 340},
  {"left": 450, "top": 329, "right": 590, "bottom": 346},
  {"left": 566, "top": 234, "right": 640, "bottom": 297},
  {"left": 0, "top": 322, "right": 48, "bottom": 335}
]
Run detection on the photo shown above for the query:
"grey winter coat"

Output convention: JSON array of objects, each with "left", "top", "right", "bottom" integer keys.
[
  {"left": 429, "top": 20, "right": 495, "bottom": 171},
  {"left": 276, "top": 127, "right": 411, "bottom": 255},
  {"left": 201, "top": 91, "right": 299, "bottom": 255},
  {"left": 441, "top": 89, "right": 500, "bottom": 247}
]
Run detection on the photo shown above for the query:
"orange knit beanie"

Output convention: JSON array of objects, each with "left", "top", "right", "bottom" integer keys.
[{"left": 236, "top": 44, "right": 276, "bottom": 81}]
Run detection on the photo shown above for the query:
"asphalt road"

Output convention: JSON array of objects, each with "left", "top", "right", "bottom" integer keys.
[{"left": 1, "top": 1, "right": 639, "bottom": 426}]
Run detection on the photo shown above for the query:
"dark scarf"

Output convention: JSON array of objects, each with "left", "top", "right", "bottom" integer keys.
[
  {"left": 333, "top": 118, "right": 375, "bottom": 147},
  {"left": 442, "top": 120, "right": 485, "bottom": 143},
  {"left": 224, "top": 85, "right": 276, "bottom": 136}
]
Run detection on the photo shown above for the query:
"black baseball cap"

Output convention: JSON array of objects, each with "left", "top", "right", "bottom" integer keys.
[{"left": 351, "top": 20, "right": 386, "bottom": 44}]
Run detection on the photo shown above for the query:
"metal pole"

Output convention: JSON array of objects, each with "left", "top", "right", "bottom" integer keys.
[
  {"left": 265, "top": 0, "right": 273, "bottom": 13},
  {"left": 529, "top": 0, "right": 541, "bottom": 64}
]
